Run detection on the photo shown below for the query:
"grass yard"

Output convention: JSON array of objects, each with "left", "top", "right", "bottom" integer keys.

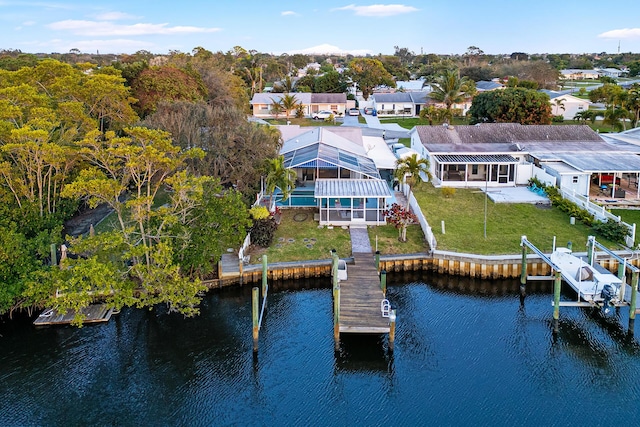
[
  {"left": 611, "top": 209, "right": 640, "bottom": 229},
  {"left": 413, "top": 184, "right": 617, "bottom": 255},
  {"left": 249, "top": 208, "right": 352, "bottom": 263},
  {"left": 368, "top": 224, "right": 427, "bottom": 254}
]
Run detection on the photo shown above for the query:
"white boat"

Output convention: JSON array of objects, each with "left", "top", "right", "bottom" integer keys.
[{"left": 550, "top": 247, "right": 623, "bottom": 309}]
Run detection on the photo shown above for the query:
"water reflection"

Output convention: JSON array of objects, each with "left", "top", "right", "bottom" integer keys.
[{"left": 2, "top": 274, "right": 640, "bottom": 426}]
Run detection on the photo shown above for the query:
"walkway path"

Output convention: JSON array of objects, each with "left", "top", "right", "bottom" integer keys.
[{"left": 349, "top": 226, "right": 372, "bottom": 254}]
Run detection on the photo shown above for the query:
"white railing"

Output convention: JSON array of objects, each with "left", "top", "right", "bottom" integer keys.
[
  {"left": 238, "top": 233, "right": 251, "bottom": 264},
  {"left": 408, "top": 191, "right": 436, "bottom": 251},
  {"left": 560, "top": 188, "right": 636, "bottom": 245}
]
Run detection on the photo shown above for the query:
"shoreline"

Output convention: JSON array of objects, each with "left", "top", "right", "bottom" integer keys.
[{"left": 205, "top": 249, "right": 640, "bottom": 288}]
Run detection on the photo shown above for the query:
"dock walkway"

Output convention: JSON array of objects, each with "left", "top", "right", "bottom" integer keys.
[
  {"left": 34, "top": 304, "right": 115, "bottom": 326},
  {"left": 338, "top": 227, "right": 390, "bottom": 334}
]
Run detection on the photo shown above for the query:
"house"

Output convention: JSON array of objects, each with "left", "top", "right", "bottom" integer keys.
[
  {"left": 269, "top": 126, "right": 397, "bottom": 226},
  {"left": 475, "top": 80, "right": 505, "bottom": 92},
  {"left": 597, "top": 67, "right": 625, "bottom": 78},
  {"left": 410, "top": 123, "right": 640, "bottom": 197},
  {"left": 560, "top": 69, "right": 601, "bottom": 80},
  {"left": 540, "top": 90, "right": 592, "bottom": 120},
  {"left": 250, "top": 93, "right": 347, "bottom": 118},
  {"left": 370, "top": 92, "right": 435, "bottom": 117}
]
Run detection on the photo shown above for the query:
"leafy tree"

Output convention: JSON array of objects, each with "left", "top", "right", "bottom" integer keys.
[
  {"left": 314, "top": 70, "right": 348, "bottom": 93},
  {"left": 419, "top": 105, "right": 450, "bottom": 125},
  {"left": 573, "top": 109, "right": 598, "bottom": 123},
  {"left": 131, "top": 66, "right": 206, "bottom": 117},
  {"left": 383, "top": 202, "right": 418, "bottom": 242},
  {"left": 264, "top": 155, "right": 296, "bottom": 203},
  {"left": 552, "top": 98, "right": 566, "bottom": 116},
  {"left": 429, "top": 69, "right": 476, "bottom": 117},
  {"left": 626, "top": 84, "right": 640, "bottom": 127},
  {"left": 468, "top": 87, "right": 552, "bottom": 125},
  {"left": 347, "top": 58, "right": 395, "bottom": 100}
]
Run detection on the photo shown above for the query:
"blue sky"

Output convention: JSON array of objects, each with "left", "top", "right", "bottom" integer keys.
[{"left": 2, "top": 1, "right": 640, "bottom": 56}]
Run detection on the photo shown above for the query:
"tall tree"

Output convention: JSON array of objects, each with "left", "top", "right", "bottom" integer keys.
[
  {"left": 394, "top": 154, "right": 432, "bottom": 196},
  {"left": 347, "top": 58, "right": 395, "bottom": 100},
  {"left": 468, "top": 88, "right": 552, "bottom": 125},
  {"left": 277, "top": 94, "right": 300, "bottom": 121},
  {"left": 428, "top": 69, "right": 476, "bottom": 116},
  {"left": 553, "top": 98, "right": 566, "bottom": 116}
]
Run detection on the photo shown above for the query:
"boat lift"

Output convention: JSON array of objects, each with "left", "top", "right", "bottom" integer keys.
[{"left": 520, "top": 235, "right": 639, "bottom": 332}]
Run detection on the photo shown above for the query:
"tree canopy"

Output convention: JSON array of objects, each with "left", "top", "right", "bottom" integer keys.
[{"left": 468, "top": 88, "right": 552, "bottom": 125}]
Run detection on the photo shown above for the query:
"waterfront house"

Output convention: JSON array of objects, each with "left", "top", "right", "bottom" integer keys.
[
  {"left": 266, "top": 126, "right": 397, "bottom": 226},
  {"left": 410, "top": 123, "right": 640, "bottom": 199}
]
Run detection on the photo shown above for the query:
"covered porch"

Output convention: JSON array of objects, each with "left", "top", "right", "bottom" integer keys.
[
  {"left": 431, "top": 154, "right": 519, "bottom": 187},
  {"left": 314, "top": 179, "right": 392, "bottom": 226}
]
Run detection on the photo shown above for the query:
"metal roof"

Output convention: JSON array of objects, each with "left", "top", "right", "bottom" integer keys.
[
  {"left": 283, "top": 143, "right": 381, "bottom": 179},
  {"left": 433, "top": 154, "right": 518, "bottom": 164},
  {"left": 536, "top": 152, "right": 640, "bottom": 173},
  {"left": 314, "top": 179, "right": 392, "bottom": 198}
]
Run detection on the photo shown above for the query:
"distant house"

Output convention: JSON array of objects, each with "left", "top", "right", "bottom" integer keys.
[
  {"left": 410, "top": 123, "right": 640, "bottom": 196},
  {"left": 475, "top": 80, "right": 504, "bottom": 92},
  {"left": 560, "top": 69, "right": 601, "bottom": 80},
  {"left": 539, "top": 90, "right": 592, "bottom": 120},
  {"left": 250, "top": 93, "right": 347, "bottom": 118},
  {"left": 394, "top": 79, "right": 428, "bottom": 92},
  {"left": 597, "top": 67, "right": 625, "bottom": 78}
]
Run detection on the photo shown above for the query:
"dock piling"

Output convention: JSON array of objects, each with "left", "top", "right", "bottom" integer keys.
[
  {"left": 389, "top": 310, "right": 396, "bottom": 352},
  {"left": 380, "top": 270, "right": 387, "bottom": 296},
  {"left": 520, "top": 240, "right": 527, "bottom": 297},
  {"left": 334, "top": 287, "right": 340, "bottom": 351},
  {"left": 630, "top": 270, "right": 638, "bottom": 322},
  {"left": 262, "top": 255, "right": 268, "bottom": 296},
  {"left": 553, "top": 270, "right": 562, "bottom": 333},
  {"left": 252, "top": 287, "right": 259, "bottom": 352},
  {"left": 375, "top": 250, "right": 380, "bottom": 271}
]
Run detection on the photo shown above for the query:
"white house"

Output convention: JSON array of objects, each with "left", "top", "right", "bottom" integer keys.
[{"left": 540, "top": 90, "right": 592, "bottom": 120}]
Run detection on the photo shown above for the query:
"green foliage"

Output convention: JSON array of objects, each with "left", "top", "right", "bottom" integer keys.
[
  {"left": 592, "top": 220, "right": 628, "bottom": 244},
  {"left": 347, "top": 58, "right": 395, "bottom": 100},
  {"left": 441, "top": 187, "right": 456, "bottom": 198},
  {"left": 469, "top": 87, "right": 552, "bottom": 125},
  {"left": 250, "top": 205, "right": 270, "bottom": 220},
  {"left": 552, "top": 115, "right": 564, "bottom": 123},
  {"left": 250, "top": 218, "right": 277, "bottom": 247}
]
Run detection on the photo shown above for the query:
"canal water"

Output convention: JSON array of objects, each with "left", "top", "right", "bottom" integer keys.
[{"left": 1, "top": 272, "right": 639, "bottom": 426}]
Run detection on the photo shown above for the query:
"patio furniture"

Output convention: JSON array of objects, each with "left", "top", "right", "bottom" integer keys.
[{"left": 598, "top": 185, "right": 608, "bottom": 196}]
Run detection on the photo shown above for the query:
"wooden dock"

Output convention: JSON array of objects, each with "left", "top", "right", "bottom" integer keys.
[
  {"left": 338, "top": 253, "right": 390, "bottom": 334},
  {"left": 33, "top": 304, "right": 115, "bottom": 326}
]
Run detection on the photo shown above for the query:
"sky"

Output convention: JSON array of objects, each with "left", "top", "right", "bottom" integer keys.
[{"left": 2, "top": 1, "right": 640, "bottom": 56}]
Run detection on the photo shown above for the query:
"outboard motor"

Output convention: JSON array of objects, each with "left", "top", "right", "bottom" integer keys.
[{"left": 601, "top": 284, "right": 615, "bottom": 312}]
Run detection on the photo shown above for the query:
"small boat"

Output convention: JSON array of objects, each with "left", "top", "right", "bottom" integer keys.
[{"left": 550, "top": 247, "right": 623, "bottom": 311}]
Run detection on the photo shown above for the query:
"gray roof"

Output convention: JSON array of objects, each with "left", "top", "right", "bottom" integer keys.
[
  {"left": 372, "top": 93, "right": 414, "bottom": 103},
  {"left": 476, "top": 81, "right": 503, "bottom": 91},
  {"left": 415, "top": 123, "right": 604, "bottom": 146},
  {"left": 311, "top": 93, "right": 347, "bottom": 103},
  {"left": 314, "top": 179, "right": 392, "bottom": 198},
  {"left": 534, "top": 152, "right": 640, "bottom": 173}
]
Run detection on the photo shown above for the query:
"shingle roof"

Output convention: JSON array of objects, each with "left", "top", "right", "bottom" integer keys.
[
  {"left": 310, "top": 93, "right": 347, "bottom": 103},
  {"left": 371, "top": 93, "right": 414, "bottom": 103},
  {"left": 415, "top": 123, "right": 603, "bottom": 146}
]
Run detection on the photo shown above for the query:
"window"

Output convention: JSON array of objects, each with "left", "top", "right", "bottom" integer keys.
[
  {"left": 578, "top": 105, "right": 584, "bottom": 110},
  {"left": 472, "top": 165, "right": 478, "bottom": 174},
  {"left": 572, "top": 176, "right": 578, "bottom": 184},
  {"left": 330, "top": 105, "right": 338, "bottom": 111}
]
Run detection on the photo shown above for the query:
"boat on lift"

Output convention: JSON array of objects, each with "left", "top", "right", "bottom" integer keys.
[{"left": 550, "top": 247, "right": 623, "bottom": 311}]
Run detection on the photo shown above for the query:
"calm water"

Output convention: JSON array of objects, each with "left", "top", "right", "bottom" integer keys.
[{"left": 1, "top": 273, "right": 640, "bottom": 427}]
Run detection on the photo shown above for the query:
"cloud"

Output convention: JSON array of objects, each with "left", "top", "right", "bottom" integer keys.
[
  {"left": 333, "top": 4, "right": 418, "bottom": 17},
  {"left": 598, "top": 28, "right": 640, "bottom": 39},
  {"left": 281, "top": 11, "right": 297, "bottom": 16},
  {"left": 288, "top": 43, "right": 372, "bottom": 56},
  {"left": 95, "top": 12, "right": 139, "bottom": 21},
  {"left": 48, "top": 20, "right": 221, "bottom": 36}
]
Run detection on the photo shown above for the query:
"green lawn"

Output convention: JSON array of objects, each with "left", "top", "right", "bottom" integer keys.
[
  {"left": 413, "top": 184, "right": 618, "bottom": 255},
  {"left": 249, "top": 208, "right": 352, "bottom": 263},
  {"left": 368, "top": 224, "right": 427, "bottom": 254},
  {"left": 611, "top": 209, "right": 640, "bottom": 228}
]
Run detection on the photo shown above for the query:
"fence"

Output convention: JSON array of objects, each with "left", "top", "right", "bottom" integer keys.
[
  {"left": 561, "top": 188, "right": 636, "bottom": 246},
  {"left": 408, "top": 191, "right": 437, "bottom": 251}
]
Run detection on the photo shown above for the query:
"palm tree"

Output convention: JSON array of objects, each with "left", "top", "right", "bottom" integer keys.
[
  {"left": 429, "top": 69, "right": 476, "bottom": 119},
  {"left": 553, "top": 98, "right": 566, "bottom": 116},
  {"left": 269, "top": 99, "right": 284, "bottom": 119},
  {"left": 278, "top": 93, "right": 300, "bottom": 121},
  {"left": 627, "top": 84, "right": 640, "bottom": 128},
  {"left": 264, "top": 155, "right": 296, "bottom": 204},
  {"left": 394, "top": 154, "right": 432, "bottom": 196}
]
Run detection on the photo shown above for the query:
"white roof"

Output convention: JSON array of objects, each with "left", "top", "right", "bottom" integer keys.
[
  {"left": 280, "top": 127, "right": 366, "bottom": 157},
  {"left": 395, "top": 147, "right": 420, "bottom": 159},
  {"left": 362, "top": 136, "right": 397, "bottom": 169}
]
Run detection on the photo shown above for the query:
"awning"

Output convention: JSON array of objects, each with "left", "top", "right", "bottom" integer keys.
[
  {"left": 314, "top": 179, "right": 392, "bottom": 198},
  {"left": 433, "top": 154, "right": 518, "bottom": 164},
  {"left": 534, "top": 152, "right": 640, "bottom": 173}
]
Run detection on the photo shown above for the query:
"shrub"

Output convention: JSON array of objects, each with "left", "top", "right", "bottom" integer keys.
[
  {"left": 250, "top": 206, "right": 270, "bottom": 220},
  {"left": 552, "top": 115, "right": 564, "bottom": 123},
  {"left": 250, "top": 218, "right": 277, "bottom": 247},
  {"left": 441, "top": 187, "right": 456, "bottom": 198},
  {"left": 592, "top": 219, "right": 628, "bottom": 244}
]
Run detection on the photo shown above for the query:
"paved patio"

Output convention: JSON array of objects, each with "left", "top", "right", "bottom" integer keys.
[{"left": 484, "top": 186, "right": 550, "bottom": 204}]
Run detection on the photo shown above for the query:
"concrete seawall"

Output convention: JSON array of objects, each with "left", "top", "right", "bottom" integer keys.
[{"left": 203, "top": 250, "right": 640, "bottom": 288}]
